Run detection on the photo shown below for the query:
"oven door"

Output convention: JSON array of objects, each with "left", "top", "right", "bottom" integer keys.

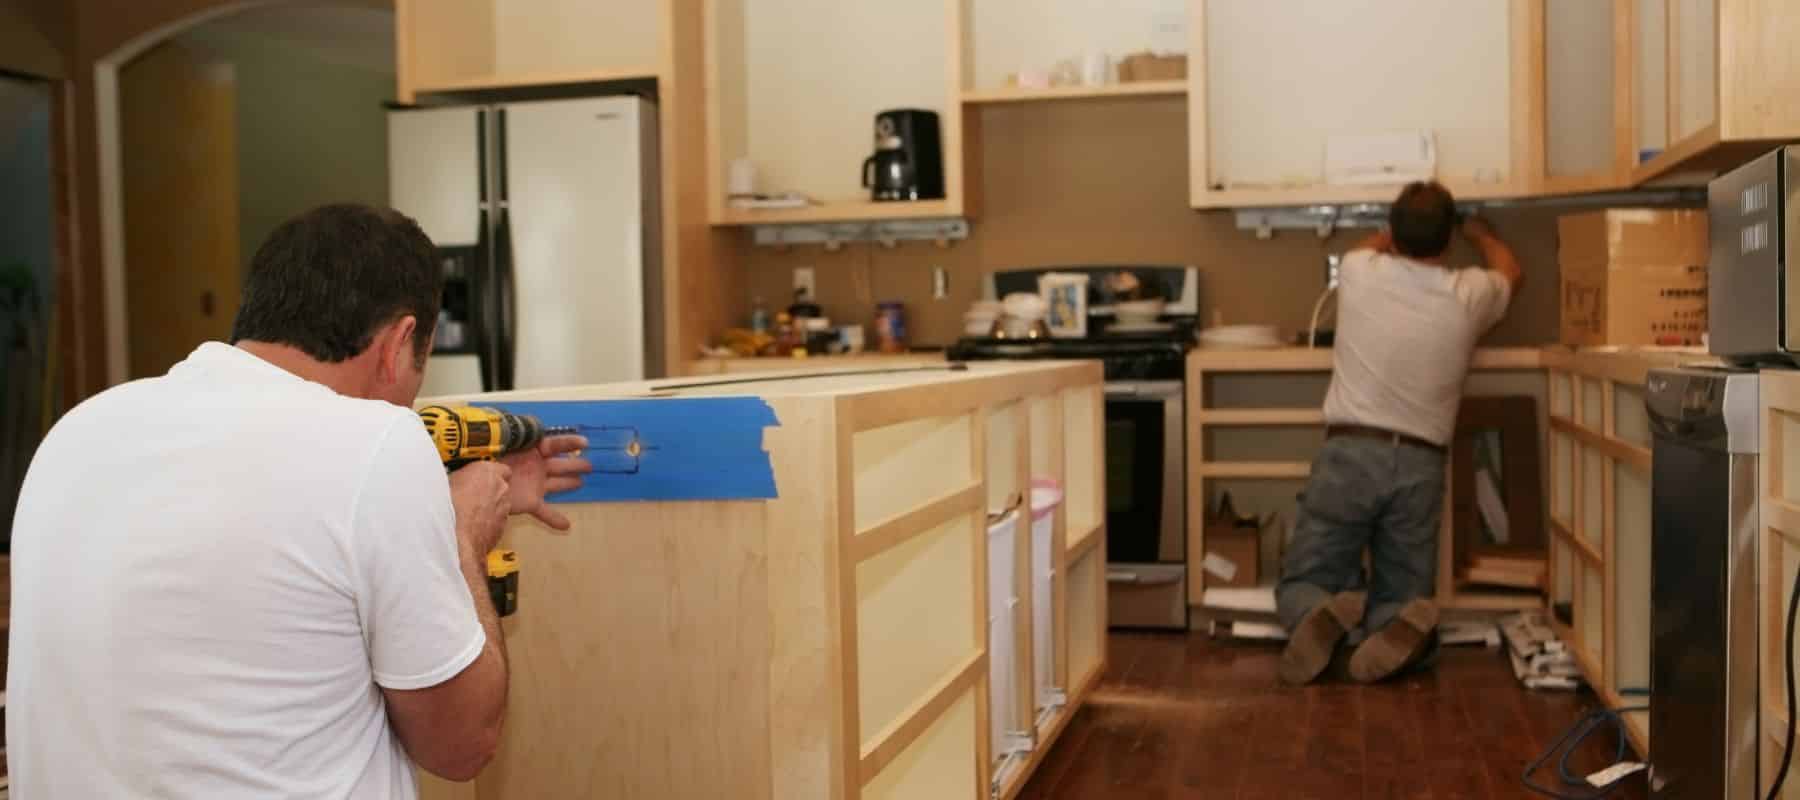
[
  {"left": 1103, "top": 380, "right": 1187, "bottom": 629},
  {"left": 1104, "top": 381, "right": 1184, "bottom": 562}
]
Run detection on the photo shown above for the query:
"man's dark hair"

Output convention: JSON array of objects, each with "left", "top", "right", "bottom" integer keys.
[
  {"left": 1387, "top": 181, "right": 1459, "bottom": 260},
  {"left": 231, "top": 204, "right": 441, "bottom": 366}
]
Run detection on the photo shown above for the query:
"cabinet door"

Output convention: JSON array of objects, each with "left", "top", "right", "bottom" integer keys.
[
  {"left": 1197, "top": 0, "right": 1513, "bottom": 200},
  {"left": 1546, "top": 0, "right": 1622, "bottom": 189},
  {"left": 1632, "top": 0, "right": 1670, "bottom": 161},
  {"left": 1668, "top": 0, "right": 1718, "bottom": 142}
]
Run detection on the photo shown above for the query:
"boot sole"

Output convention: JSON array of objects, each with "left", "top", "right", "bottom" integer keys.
[
  {"left": 1349, "top": 598, "right": 1440, "bottom": 683},
  {"left": 1279, "top": 592, "right": 1365, "bottom": 685}
]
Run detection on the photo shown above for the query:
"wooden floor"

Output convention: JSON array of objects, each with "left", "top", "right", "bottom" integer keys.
[{"left": 1017, "top": 631, "right": 1647, "bottom": 800}]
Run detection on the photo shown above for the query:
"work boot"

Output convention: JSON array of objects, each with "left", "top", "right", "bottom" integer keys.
[
  {"left": 1348, "top": 598, "right": 1440, "bottom": 683},
  {"left": 1279, "top": 591, "right": 1366, "bottom": 685}
]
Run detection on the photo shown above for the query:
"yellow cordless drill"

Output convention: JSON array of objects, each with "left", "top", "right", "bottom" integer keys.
[{"left": 419, "top": 405, "right": 567, "bottom": 617}]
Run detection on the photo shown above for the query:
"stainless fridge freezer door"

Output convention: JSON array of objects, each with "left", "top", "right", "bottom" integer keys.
[{"left": 498, "top": 96, "right": 657, "bottom": 389}]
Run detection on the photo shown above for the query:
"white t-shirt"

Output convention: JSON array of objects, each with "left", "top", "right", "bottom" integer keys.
[
  {"left": 7, "top": 342, "right": 483, "bottom": 798},
  {"left": 1322, "top": 249, "right": 1514, "bottom": 446}
]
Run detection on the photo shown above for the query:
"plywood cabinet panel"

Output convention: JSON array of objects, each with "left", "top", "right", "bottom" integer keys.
[
  {"left": 492, "top": 0, "right": 661, "bottom": 79},
  {"left": 1546, "top": 0, "right": 1618, "bottom": 180},
  {"left": 1198, "top": 0, "right": 1511, "bottom": 194},
  {"left": 410, "top": 362, "right": 1104, "bottom": 799},
  {"left": 963, "top": 0, "right": 1187, "bottom": 92},
  {"left": 708, "top": 0, "right": 954, "bottom": 218}
]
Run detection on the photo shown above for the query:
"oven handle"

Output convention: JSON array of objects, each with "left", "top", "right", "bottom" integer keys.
[
  {"left": 1107, "top": 569, "right": 1182, "bottom": 586},
  {"left": 1105, "top": 381, "right": 1183, "bottom": 399}
]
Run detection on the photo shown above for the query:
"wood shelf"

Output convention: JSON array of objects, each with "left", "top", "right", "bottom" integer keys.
[
  {"left": 1192, "top": 179, "right": 1524, "bottom": 210},
  {"left": 1194, "top": 408, "right": 1326, "bottom": 427},
  {"left": 713, "top": 199, "right": 959, "bottom": 227},
  {"left": 960, "top": 80, "right": 1187, "bottom": 105},
  {"left": 1626, "top": 124, "right": 1795, "bottom": 185},
  {"left": 1197, "top": 461, "right": 1311, "bottom": 480},
  {"left": 410, "top": 67, "right": 660, "bottom": 97}
]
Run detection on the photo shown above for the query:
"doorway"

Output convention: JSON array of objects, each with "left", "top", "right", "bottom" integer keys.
[
  {"left": 0, "top": 71, "right": 55, "bottom": 540},
  {"left": 114, "top": 1, "right": 395, "bottom": 380}
]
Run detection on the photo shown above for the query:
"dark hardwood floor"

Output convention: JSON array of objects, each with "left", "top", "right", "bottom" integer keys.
[{"left": 1017, "top": 631, "right": 1647, "bottom": 800}]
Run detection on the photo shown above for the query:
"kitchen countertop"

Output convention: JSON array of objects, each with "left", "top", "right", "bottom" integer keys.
[
  {"left": 683, "top": 350, "right": 946, "bottom": 376},
  {"left": 1188, "top": 346, "right": 1547, "bottom": 372}
]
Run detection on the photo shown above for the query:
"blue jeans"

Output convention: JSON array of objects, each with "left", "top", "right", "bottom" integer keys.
[{"left": 1276, "top": 435, "right": 1446, "bottom": 648}]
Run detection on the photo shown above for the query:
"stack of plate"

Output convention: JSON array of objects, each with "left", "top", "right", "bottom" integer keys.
[{"left": 1197, "top": 324, "right": 1284, "bottom": 349}]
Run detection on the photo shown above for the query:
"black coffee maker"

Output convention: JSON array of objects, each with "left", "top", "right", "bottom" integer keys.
[{"left": 861, "top": 109, "right": 944, "bottom": 202}]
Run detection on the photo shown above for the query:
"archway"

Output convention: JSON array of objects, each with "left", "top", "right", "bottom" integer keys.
[{"left": 94, "top": 0, "right": 394, "bottom": 382}]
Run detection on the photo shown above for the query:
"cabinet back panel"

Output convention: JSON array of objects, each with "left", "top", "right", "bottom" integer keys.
[
  {"left": 714, "top": 0, "right": 950, "bottom": 202},
  {"left": 965, "top": 0, "right": 1189, "bottom": 91},
  {"left": 1203, "top": 0, "right": 1511, "bottom": 186}
]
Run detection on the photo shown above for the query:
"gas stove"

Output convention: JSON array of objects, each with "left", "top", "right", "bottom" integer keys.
[
  {"left": 946, "top": 327, "right": 1192, "bottom": 381},
  {"left": 946, "top": 265, "right": 1198, "bottom": 381}
]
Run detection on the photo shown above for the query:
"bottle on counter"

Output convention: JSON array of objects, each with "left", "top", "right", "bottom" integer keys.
[
  {"left": 874, "top": 301, "right": 907, "bottom": 354},
  {"left": 749, "top": 296, "right": 770, "bottom": 334}
]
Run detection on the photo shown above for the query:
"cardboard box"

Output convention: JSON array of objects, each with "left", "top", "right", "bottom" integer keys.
[
  {"left": 1202, "top": 530, "right": 1261, "bottom": 588},
  {"left": 1200, "top": 492, "right": 1271, "bottom": 588},
  {"left": 1558, "top": 209, "right": 1709, "bottom": 347}
]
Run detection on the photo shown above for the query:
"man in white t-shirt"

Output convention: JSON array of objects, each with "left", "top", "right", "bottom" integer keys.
[
  {"left": 1276, "top": 182, "right": 1523, "bottom": 685},
  {"left": 7, "top": 204, "right": 592, "bottom": 796}
]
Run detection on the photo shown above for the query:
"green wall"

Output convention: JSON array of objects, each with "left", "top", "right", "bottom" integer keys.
[{"left": 186, "top": 28, "right": 393, "bottom": 273}]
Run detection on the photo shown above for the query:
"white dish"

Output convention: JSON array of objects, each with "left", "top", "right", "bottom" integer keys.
[
  {"left": 1108, "top": 321, "right": 1175, "bottom": 334},
  {"left": 1198, "top": 324, "right": 1283, "bottom": 349},
  {"left": 1002, "top": 292, "right": 1047, "bottom": 321},
  {"left": 1114, "top": 299, "right": 1166, "bottom": 324}
]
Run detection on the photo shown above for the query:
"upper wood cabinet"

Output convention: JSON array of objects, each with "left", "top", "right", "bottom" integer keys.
[
  {"left": 394, "top": 0, "right": 663, "bottom": 101},
  {"left": 1622, "top": 0, "right": 1800, "bottom": 185},
  {"left": 703, "top": 0, "right": 965, "bottom": 226},
  {"left": 1187, "top": 0, "right": 1540, "bottom": 209},
  {"left": 1543, "top": 0, "right": 1623, "bottom": 193}
]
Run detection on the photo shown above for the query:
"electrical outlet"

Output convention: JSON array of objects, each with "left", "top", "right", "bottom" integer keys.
[
  {"left": 793, "top": 266, "right": 816, "bottom": 301},
  {"left": 931, "top": 266, "right": 949, "bottom": 300}
]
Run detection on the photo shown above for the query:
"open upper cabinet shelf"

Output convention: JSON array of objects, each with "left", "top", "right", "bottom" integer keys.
[
  {"left": 714, "top": 199, "right": 958, "bottom": 226},
  {"left": 961, "top": 80, "right": 1187, "bottom": 105}
]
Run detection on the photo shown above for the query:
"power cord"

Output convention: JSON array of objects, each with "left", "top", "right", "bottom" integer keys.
[
  {"left": 1766, "top": 560, "right": 1800, "bottom": 800},
  {"left": 1522, "top": 705, "right": 1648, "bottom": 799}
]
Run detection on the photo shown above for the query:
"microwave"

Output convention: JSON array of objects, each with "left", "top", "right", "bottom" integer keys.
[{"left": 1710, "top": 145, "right": 1800, "bottom": 367}]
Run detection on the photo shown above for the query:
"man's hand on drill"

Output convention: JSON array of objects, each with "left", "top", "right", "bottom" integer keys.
[
  {"left": 500, "top": 435, "right": 593, "bottom": 532},
  {"left": 449, "top": 462, "right": 513, "bottom": 557}
]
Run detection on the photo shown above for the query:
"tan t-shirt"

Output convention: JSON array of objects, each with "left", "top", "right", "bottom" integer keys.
[{"left": 1321, "top": 248, "right": 1514, "bottom": 445}]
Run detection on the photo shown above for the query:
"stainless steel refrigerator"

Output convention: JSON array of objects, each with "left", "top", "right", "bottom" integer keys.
[{"left": 387, "top": 95, "right": 663, "bottom": 395}]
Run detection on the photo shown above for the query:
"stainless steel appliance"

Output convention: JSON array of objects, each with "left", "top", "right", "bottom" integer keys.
[
  {"left": 387, "top": 96, "right": 664, "bottom": 395},
  {"left": 862, "top": 109, "right": 943, "bottom": 202},
  {"left": 1708, "top": 145, "right": 1800, "bottom": 366},
  {"left": 952, "top": 265, "right": 1200, "bottom": 630},
  {"left": 1646, "top": 366, "right": 1760, "bottom": 799}
]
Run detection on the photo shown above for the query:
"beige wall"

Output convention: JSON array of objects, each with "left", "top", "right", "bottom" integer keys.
[{"left": 733, "top": 98, "right": 1566, "bottom": 349}]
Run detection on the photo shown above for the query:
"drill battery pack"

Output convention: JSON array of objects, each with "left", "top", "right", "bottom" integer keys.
[{"left": 486, "top": 549, "right": 520, "bottom": 617}]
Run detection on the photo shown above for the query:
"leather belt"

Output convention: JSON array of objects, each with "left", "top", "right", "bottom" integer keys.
[{"left": 1326, "top": 424, "right": 1447, "bottom": 454}]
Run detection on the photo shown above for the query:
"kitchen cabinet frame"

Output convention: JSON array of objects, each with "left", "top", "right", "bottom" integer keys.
[
  {"left": 414, "top": 362, "right": 1106, "bottom": 800},
  {"left": 1185, "top": 347, "right": 1548, "bottom": 617},
  {"left": 1540, "top": 346, "right": 1708, "bottom": 759},
  {"left": 1760, "top": 370, "right": 1800, "bottom": 795},
  {"left": 1617, "top": 0, "right": 1800, "bottom": 186},
  {"left": 699, "top": 0, "right": 974, "bottom": 227},
  {"left": 1186, "top": 0, "right": 1548, "bottom": 209}
]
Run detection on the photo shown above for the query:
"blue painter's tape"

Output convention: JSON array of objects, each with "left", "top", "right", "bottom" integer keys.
[{"left": 491, "top": 397, "right": 781, "bottom": 503}]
